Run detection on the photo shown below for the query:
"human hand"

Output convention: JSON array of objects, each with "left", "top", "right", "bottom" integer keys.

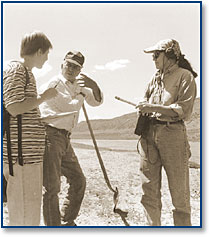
[
  {"left": 77, "top": 73, "right": 97, "bottom": 90},
  {"left": 41, "top": 88, "right": 58, "bottom": 101},
  {"left": 136, "top": 102, "right": 157, "bottom": 114}
]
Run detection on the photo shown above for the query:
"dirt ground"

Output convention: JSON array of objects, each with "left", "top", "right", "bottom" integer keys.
[{"left": 3, "top": 147, "right": 200, "bottom": 227}]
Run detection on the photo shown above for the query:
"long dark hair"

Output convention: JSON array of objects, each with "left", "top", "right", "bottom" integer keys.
[
  {"left": 178, "top": 55, "right": 198, "bottom": 78},
  {"left": 165, "top": 49, "right": 198, "bottom": 78}
]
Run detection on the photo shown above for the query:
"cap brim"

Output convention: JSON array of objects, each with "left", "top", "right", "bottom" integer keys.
[
  {"left": 143, "top": 45, "right": 158, "bottom": 53},
  {"left": 64, "top": 58, "right": 82, "bottom": 67}
]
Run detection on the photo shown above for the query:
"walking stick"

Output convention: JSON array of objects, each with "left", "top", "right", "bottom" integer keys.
[{"left": 82, "top": 104, "right": 129, "bottom": 226}]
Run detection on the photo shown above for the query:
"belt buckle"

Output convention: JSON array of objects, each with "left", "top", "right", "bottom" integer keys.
[
  {"left": 67, "top": 132, "right": 71, "bottom": 139},
  {"left": 65, "top": 131, "right": 71, "bottom": 139}
]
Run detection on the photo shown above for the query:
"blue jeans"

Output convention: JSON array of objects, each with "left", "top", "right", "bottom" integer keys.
[
  {"left": 43, "top": 126, "right": 86, "bottom": 226},
  {"left": 139, "top": 122, "right": 191, "bottom": 226}
]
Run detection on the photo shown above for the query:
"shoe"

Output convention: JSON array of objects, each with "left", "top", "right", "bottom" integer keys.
[
  {"left": 173, "top": 210, "right": 192, "bottom": 226},
  {"left": 61, "top": 221, "right": 77, "bottom": 226}
]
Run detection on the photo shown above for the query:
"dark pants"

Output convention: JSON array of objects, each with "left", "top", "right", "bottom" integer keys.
[{"left": 43, "top": 126, "right": 86, "bottom": 226}]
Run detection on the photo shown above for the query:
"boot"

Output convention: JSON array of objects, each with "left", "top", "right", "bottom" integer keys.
[{"left": 173, "top": 210, "right": 192, "bottom": 226}]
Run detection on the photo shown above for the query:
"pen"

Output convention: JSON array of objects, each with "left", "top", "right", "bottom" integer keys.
[{"left": 54, "top": 80, "right": 60, "bottom": 88}]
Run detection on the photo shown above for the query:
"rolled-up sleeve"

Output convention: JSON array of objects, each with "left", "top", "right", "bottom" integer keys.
[
  {"left": 170, "top": 71, "right": 197, "bottom": 120},
  {"left": 82, "top": 87, "right": 103, "bottom": 107}
]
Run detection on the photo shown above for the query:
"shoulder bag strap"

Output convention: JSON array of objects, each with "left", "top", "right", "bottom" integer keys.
[
  {"left": 6, "top": 112, "right": 13, "bottom": 176},
  {"left": 17, "top": 66, "right": 30, "bottom": 166}
]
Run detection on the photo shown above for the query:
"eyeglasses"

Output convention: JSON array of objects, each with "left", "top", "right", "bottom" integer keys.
[
  {"left": 152, "top": 51, "right": 163, "bottom": 60},
  {"left": 64, "top": 62, "right": 82, "bottom": 71}
]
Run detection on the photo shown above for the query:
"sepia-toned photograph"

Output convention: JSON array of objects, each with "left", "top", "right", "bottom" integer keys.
[{"left": 1, "top": 0, "right": 201, "bottom": 228}]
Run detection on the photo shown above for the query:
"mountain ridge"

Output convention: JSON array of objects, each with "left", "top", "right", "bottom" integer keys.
[{"left": 72, "top": 98, "right": 200, "bottom": 142}]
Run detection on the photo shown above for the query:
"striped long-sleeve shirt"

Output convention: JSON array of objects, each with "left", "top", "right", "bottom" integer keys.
[{"left": 3, "top": 61, "right": 45, "bottom": 164}]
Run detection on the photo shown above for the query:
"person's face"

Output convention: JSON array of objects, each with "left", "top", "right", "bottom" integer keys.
[
  {"left": 34, "top": 49, "right": 49, "bottom": 69},
  {"left": 62, "top": 61, "right": 82, "bottom": 83},
  {"left": 152, "top": 51, "right": 165, "bottom": 70}
]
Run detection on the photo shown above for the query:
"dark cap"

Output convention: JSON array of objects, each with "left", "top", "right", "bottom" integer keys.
[{"left": 64, "top": 51, "right": 85, "bottom": 67}]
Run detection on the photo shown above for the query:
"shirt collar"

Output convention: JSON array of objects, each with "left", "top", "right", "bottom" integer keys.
[
  {"left": 155, "top": 63, "right": 179, "bottom": 82},
  {"left": 58, "top": 73, "right": 77, "bottom": 86},
  {"left": 164, "top": 63, "right": 179, "bottom": 75}
]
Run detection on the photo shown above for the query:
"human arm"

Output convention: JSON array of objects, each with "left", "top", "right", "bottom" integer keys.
[
  {"left": 6, "top": 88, "right": 58, "bottom": 117},
  {"left": 136, "top": 71, "right": 197, "bottom": 119},
  {"left": 44, "top": 81, "right": 85, "bottom": 113},
  {"left": 41, "top": 74, "right": 103, "bottom": 115},
  {"left": 169, "top": 72, "right": 197, "bottom": 120},
  {"left": 136, "top": 102, "right": 178, "bottom": 117},
  {"left": 3, "top": 63, "right": 58, "bottom": 117},
  {"left": 77, "top": 73, "right": 102, "bottom": 104}
]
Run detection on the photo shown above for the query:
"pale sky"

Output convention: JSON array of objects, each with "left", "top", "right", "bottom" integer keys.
[{"left": 2, "top": 1, "right": 201, "bottom": 121}]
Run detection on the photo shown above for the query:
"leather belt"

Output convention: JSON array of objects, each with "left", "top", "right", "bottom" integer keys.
[
  {"left": 45, "top": 125, "right": 71, "bottom": 138},
  {"left": 151, "top": 119, "right": 183, "bottom": 125}
]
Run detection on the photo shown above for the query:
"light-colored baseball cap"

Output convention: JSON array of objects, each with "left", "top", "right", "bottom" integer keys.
[{"left": 144, "top": 39, "right": 181, "bottom": 59}]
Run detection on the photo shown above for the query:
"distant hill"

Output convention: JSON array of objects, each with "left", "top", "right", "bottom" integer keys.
[{"left": 72, "top": 98, "right": 200, "bottom": 142}]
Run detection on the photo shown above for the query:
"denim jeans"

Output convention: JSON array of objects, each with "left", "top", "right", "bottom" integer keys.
[
  {"left": 43, "top": 126, "right": 86, "bottom": 226},
  {"left": 3, "top": 162, "right": 43, "bottom": 226},
  {"left": 139, "top": 122, "right": 191, "bottom": 226}
]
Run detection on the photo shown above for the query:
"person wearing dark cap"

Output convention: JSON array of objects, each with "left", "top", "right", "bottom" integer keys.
[
  {"left": 39, "top": 50, "right": 103, "bottom": 226},
  {"left": 136, "top": 39, "right": 197, "bottom": 226}
]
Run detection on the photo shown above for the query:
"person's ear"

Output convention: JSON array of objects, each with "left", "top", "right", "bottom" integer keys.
[{"left": 37, "top": 48, "right": 43, "bottom": 56}]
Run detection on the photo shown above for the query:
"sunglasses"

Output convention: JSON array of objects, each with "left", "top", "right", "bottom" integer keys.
[{"left": 152, "top": 51, "right": 163, "bottom": 60}]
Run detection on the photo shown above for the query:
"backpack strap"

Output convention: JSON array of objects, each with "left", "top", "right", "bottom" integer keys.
[
  {"left": 5, "top": 112, "right": 13, "bottom": 176},
  {"left": 5, "top": 64, "right": 30, "bottom": 174},
  {"left": 23, "top": 66, "right": 30, "bottom": 89},
  {"left": 17, "top": 66, "right": 29, "bottom": 166},
  {"left": 17, "top": 115, "right": 23, "bottom": 166}
]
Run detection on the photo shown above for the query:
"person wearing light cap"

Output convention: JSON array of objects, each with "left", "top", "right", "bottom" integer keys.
[
  {"left": 136, "top": 39, "right": 197, "bottom": 226},
  {"left": 39, "top": 51, "right": 103, "bottom": 226}
]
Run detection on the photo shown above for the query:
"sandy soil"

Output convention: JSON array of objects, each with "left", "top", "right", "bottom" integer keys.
[{"left": 3, "top": 147, "right": 200, "bottom": 227}]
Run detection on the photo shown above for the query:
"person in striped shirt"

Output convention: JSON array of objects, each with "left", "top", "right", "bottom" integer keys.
[{"left": 3, "top": 31, "right": 58, "bottom": 226}]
